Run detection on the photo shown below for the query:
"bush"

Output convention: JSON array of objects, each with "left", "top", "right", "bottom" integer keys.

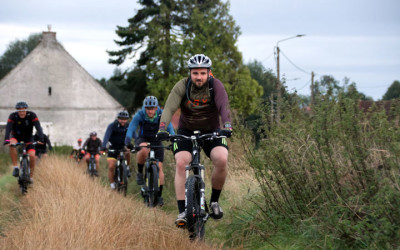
[{"left": 246, "top": 90, "right": 400, "bottom": 248}]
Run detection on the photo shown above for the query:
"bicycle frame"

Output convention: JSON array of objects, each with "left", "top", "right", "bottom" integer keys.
[
  {"left": 168, "top": 131, "right": 225, "bottom": 239},
  {"left": 88, "top": 153, "right": 96, "bottom": 176},
  {"left": 184, "top": 137, "right": 207, "bottom": 217},
  {"left": 11, "top": 141, "right": 36, "bottom": 194},
  {"left": 133, "top": 143, "right": 172, "bottom": 207},
  {"left": 108, "top": 148, "right": 130, "bottom": 195}
]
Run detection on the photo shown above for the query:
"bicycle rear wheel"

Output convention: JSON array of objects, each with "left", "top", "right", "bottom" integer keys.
[
  {"left": 147, "top": 164, "right": 159, "bottom": 207},
  {"left": 186, "top": 175, "right": 205, "bottom": 240}
]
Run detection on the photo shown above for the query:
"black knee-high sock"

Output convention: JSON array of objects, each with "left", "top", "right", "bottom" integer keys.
[
  {"left": 137, "top": 163, "right": 144, "bottom": 174},
  {"left": 177, "top": 200, "right": 185, "bottom": 213},
  {"left": 210, "top": 188, "right": 222, "bottom": 203},
  {"left": 158, "top": 185, "right": 163, "bottom": 197}
]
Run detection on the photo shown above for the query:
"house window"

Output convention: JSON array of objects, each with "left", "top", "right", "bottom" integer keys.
[{"left": 48, "top": 87, "right": 52, "bottom": 96}]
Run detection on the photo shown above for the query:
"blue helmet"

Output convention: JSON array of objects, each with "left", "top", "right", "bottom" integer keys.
[
  {"left": 143, "top": 96, "right": 158, "bottom": 108},
  {"left": 16, "top": 101, "right": 28, "bottom": 109}
]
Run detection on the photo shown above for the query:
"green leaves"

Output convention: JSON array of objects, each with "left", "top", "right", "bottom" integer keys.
[
  {"left": 0, "top": 33, "right": 41, "bottom": 80},
  {"left": 108, "top": 0, "right": 263, "bottom": 114},
  {"left": 247, "top": 89, "right": 400, "bottom": 248}
]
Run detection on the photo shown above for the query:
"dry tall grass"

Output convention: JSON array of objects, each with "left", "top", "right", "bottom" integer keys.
[{"left": 0, "top": 156, "right": 215, "bottom": 249}]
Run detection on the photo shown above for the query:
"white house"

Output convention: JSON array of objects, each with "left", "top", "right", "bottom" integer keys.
[{"left": 0, "top": 29, "right": 123, "bottom": 146}]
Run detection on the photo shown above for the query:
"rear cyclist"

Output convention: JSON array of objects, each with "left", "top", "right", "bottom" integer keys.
[
  {"left": 3, "top": 101, "right": 44, "bottom": 182},
  {"left": 125, "top": 96, "right": 175, "bottom": 205},
  {"left": 70, "top": 138, "right": 84, "bottom": 161},
  {"left": 34, "top": 131, "right": 52, "bottom": 159},
  {"left": 102, "top": 110, "right": 130, "bottom": 190},
  {"left": 82, "top": 132, "right": 102, "bottom": 176}
]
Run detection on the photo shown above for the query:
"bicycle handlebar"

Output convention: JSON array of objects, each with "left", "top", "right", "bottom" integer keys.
[
  {"left": 10, "top": 141, "right": 38, "bottom": 147},
  {"left": 131, "top": 144, "right": 173, "bottom": 153},
  {"left": 166, "top": 131, "right": 226, "bottom": 142},
  {"left": 106, "top": 148, "right": 134, "bottom": 153}
]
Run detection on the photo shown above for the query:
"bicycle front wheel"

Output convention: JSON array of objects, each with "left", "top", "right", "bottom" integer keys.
[
  {"left": 120, "top": 163, "right": 128, "bottom": 196},
  {"left": 115, "top": 163, "right": 128, "bottom": 196},
  {"left": 186, "top": 175, "right": 205, "bottom": 240},
  {"left": 147, "top": 164, "right": 159, "bottom": 207},
  {"left": 19, "top": 158, "right": 29, "bottom": 195}
]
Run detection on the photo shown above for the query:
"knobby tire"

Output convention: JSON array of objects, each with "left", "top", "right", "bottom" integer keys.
[
  {"left": 115, "top": 163, "right": 128, "bottom": 196},
  {"left": 147, "top": 164, "right": 159, "bottom": 207},
  {"left": 120, "top": 163, "right": 128, "bottom": 196},
  {"left": 186, "top": 175, "right": 205, "bottom": 240},
  {"left": 88, "top": 157, "right": 96, "bottom": 178},
  {"left": 19, "top": 158, "right": 29, "bottom": 195}
]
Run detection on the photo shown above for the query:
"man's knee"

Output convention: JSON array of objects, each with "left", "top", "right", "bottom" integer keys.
[{"left": 211, "top": 147, "right": 228, "bottom": 167}]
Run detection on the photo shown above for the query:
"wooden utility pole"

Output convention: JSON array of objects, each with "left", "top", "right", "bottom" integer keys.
[
  {"left": 274, "top": 34, "right": 305, "bottom": 124},
  {"left": 311, "top": 71, "right": 315, "bottom": 108},
  {"left": 276, "top": 46, "right": 281, "bottom": 124}
]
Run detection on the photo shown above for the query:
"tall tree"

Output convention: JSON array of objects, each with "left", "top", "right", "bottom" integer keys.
[
  {"left": 108, "top": 0, "right": 263, "bottom": 115},
  {"left": 246, "top": 60, "right": 276, "bottom": 99},
  {"left": 108, "top": 0, "right": 184, "bottom": 103},
  {"left": 313, "top": 75, "right": 371, "bottom": 101},
  {"left": 382, "top": 80, "right": 400, "bottom": 100},
  {"left": 0, "top": 33, "right": 41, "bottom": 80}
]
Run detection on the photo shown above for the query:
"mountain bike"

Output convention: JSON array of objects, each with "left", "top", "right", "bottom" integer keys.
[
  {"left": 108, "top": 148, "right": 130, "bottom": 196},
  {"left": 87, "top": 153, "right": 98, "bottom": 177},
  {"left": 166, "top": 131, "right": 226, "bottom": 240},
  {"left": 132, "top": 143, "right": 172, "bottom": 207},
  {"left": 11, "top": 141, "right": 36, "bottom": 195}
]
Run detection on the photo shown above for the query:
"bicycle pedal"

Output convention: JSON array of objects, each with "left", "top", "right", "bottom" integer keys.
[{"left": 176, "top": 222, "right": 186, "bottom": 228}]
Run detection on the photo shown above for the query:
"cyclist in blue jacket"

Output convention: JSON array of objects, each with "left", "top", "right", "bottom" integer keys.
[
  {"left": 125, "top": 96, "right": 175, "bottom": 205},
  {"left": 102, "top": 110, "right": 130, "bottom": 190}
]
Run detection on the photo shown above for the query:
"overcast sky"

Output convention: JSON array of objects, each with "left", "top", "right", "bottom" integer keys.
[{"left": 1, "top": 0, "right": 399, "bottom": 100}]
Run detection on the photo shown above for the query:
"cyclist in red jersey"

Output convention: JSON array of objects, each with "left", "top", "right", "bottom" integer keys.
[{"left": 3, "top": 101, "right": 44, "bottom": 182}]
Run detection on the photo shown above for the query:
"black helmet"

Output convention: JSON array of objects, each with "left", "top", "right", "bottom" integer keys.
[
  {"left": 143, "top": 96, "right": 158, "bottom": 108},
  {"left": 90, "top": 131, "right": 97, "bottom": 136},
  {"left": 187, "top": 54, "right": 212, "bottom": 69},
  {"left": 117, "top": 110, "right": 129, "bottom": 119},
  {"left": 16, "top": 101, "right": 28, "bottom": 109}
]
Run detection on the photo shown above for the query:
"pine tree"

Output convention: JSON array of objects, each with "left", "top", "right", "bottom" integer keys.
[{"left": 108, "top": 0, "right": 263, "bottom": 115}]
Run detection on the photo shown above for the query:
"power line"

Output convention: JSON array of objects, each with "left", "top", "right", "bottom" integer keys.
[
  {"left": 261, "top": 52, "right": 274, "bottom": 63},
  {"left": 297, "top": 79, "right": 311, "bottom": 91},
  {"left": 279, "top": 49, "right": 311, "bottom": 75}
]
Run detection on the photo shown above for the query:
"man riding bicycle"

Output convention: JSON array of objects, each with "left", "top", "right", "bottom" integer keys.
[
  {"left": 82, "top": 132, "right": 102, "bottom": 176},
  {"left": 3, "top": 101, "right": 45, "bottom": 183},
  {"left": 34, "top": 131, "right": 52, "bottom": 158},
  {"left": 125, "top": 96, "right": 175, "bottom": 205},
  {"left": 102, "top": 110, "right": 130, "bottom": 190},
  {"left": 156, "top": 54, "right": 233, "bottom": 226},
  {"left": 70, "top": 138, "right": 84, "bottom": 160}
]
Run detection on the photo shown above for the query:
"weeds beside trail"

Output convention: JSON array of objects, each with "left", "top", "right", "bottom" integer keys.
[{"left": 0, "top": 156, "right": 214, "bottom": 249}]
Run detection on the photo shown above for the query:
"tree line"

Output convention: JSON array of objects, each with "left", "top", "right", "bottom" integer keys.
[{"left": 0, "top": 0, "right": 399, "bottom": 117}]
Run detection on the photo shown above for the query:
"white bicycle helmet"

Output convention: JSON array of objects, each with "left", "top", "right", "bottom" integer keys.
[{"left": 187, "top": 54, "right": 212, "bottom": 69}]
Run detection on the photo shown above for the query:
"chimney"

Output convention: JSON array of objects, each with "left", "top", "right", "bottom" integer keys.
[{"left": 42, "top": 25, "right": 57, "bottom": 47}]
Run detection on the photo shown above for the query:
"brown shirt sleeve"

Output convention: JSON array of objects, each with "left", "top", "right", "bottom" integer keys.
[{"left": 159, "top": 78, "right": 187, "bottom": 129}]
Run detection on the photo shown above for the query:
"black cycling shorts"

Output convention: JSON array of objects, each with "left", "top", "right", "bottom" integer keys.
[
  {"left": 173, "top": 128, "right": 229, "bottom": 158},
  {"left": 135, "top": 137, "right": 164, "bottom": 162},
  {"left": 107, "top": 148, "right": 125, "bottom": 160}
]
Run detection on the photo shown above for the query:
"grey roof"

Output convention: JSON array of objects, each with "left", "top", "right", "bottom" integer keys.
[
  {"left": 0, "top": 31, "right": 122, "bottom": 110},
  {"left": 0, "top": 31, "right": 124, "bottom": 145}
]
